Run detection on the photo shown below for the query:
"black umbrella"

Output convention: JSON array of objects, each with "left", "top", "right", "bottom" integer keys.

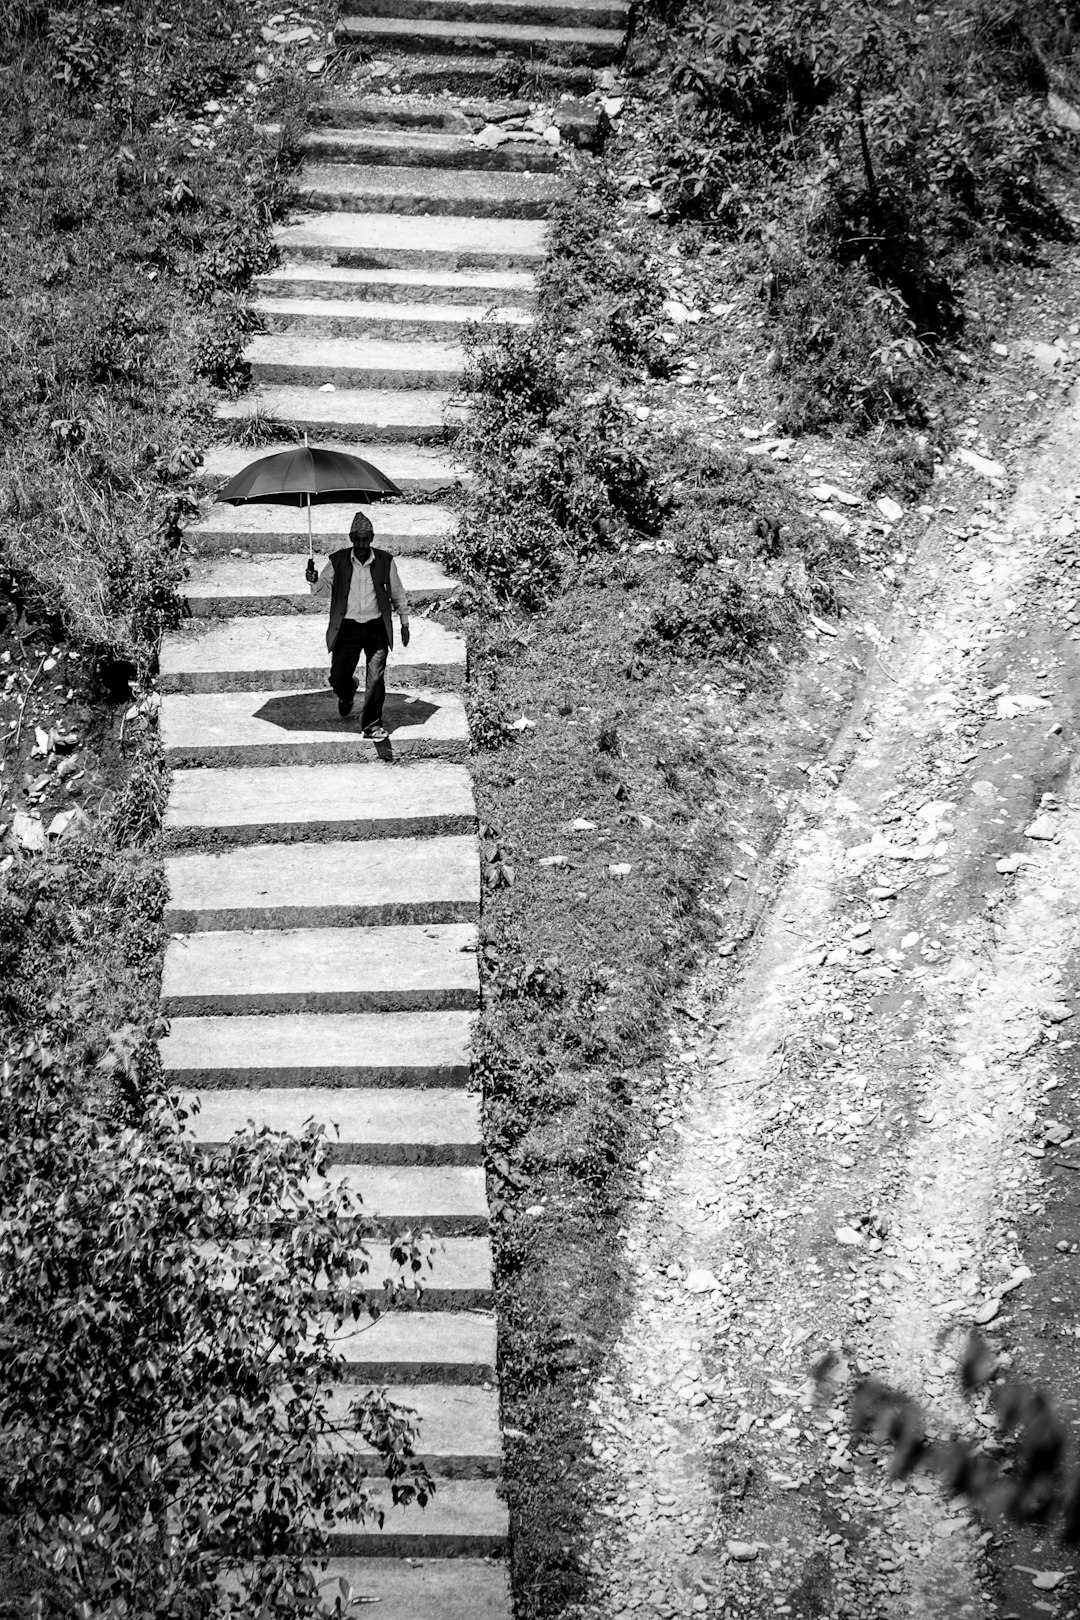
[{"left": 214, "top": 442, "right": 403, "bottom": 560}]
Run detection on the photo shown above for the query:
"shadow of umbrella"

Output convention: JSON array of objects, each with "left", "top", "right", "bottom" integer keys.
[{"left": 253, "top": 690, "right": 441, "bottom": 735}]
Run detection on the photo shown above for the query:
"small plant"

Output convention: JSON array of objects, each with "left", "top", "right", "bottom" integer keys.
[{"left": 0, "top": 1035, "right": 434, "bottom": 1616}]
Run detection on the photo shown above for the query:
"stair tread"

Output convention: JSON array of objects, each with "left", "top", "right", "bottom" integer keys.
[
  {"left": 323, "top": 1307, "right": 495, "bottom": 1367},
  {"left": 324, "top": 1383, "right": 501, "bottom": 1462},
  {"left": 315, "top": 1559, "right": 509, "bottom": 1619},
  {"left": 164, "top": 834, "right": 479, "bottom": 930},
  {"left": 160, "top": 614, "right": 464, "bottom": 694},
  {"left": 184, "top": 553, "right": 454, "bottom": 613},
  {"left": 199, "top": 440, "right": 464, "bottom": 487},
  {"left": 161, "top": 1009, "right": 474, "bottom": 1085},
  {"left": 256, "top": 263, "right": 536, "bottom": 298},
  {"left": 253, "top": 294, "right": 532, "bottom": 325},
  {"left": 185, "top": 499, "right": 459, "bottom": 554},
  {"left": 301, "top": 126, "right": 557, "bottom": 167},
  {"left": 165, "top": 761, "right": 475, "bottom": 841},
  {"left": 312, "top": 1163, "right": 488, "bottom": 1222},
  {"left": 339, "top": 12, "right": 623, "bottom": 44},
  {"left": 161, "top": 922, "right": 478, "bottom": 1014},
  {"left": 215, "top": 386, "right": 458, "bottom": 438},
  {"left": 245, "top": 331, "right": 466, "bottom": 370},
  {"left": 275, "top": 210, "right": 547, "bottom": 265},
  {"left": 301, "top": 162, "right": 565, "bottom": 204},
  {"left": 161, "top": 686, "right": 470, "bottom": 767},
  {"left": 187, "top": 1086, "right": 482, "bottom": 1148},
  {"left": 332, "top": 1475, "right": 507, "bottom": 1540}
]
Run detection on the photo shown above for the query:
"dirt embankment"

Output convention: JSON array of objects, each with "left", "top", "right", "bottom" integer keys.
[{"left": 570, "top": 327, "right": 1080, "bottom": 1616}]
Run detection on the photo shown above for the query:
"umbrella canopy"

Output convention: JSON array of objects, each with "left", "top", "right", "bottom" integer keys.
[{"left": 214, "top": 445, "right": 402, "bottom": 508}]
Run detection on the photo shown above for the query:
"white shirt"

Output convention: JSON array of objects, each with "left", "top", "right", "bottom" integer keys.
[{"left": 313, "top": 549, "right": 410, "bottom": 625}]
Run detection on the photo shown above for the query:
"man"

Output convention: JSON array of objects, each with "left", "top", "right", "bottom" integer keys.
[{"left": 306, "top": 511, "right": 410, "bottom": 742}]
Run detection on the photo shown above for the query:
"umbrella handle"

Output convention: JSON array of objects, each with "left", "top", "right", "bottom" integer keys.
[{"left": 307, "top": 493, "right": 313, "bottom": 561}]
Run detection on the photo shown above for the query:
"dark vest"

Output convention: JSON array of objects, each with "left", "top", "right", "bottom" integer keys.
[{"left": 326, "top": 546, "right": 394, "bottom": 653}]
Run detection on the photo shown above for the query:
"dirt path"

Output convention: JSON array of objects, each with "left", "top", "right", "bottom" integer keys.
[{"left": 571, "top": 382, "right": 1080, "bottom": 1618}]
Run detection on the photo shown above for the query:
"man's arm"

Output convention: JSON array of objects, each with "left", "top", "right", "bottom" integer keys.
[
  {"left": 389, "top": 558, "right": 411, "bottom": 644},
  {"left": 309, "top": 558, "right": 334, "bottom": 599}
]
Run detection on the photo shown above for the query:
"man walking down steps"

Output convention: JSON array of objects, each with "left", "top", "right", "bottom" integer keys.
[{"left": 308, "top": 510, "right": 411, "bottom": 738}]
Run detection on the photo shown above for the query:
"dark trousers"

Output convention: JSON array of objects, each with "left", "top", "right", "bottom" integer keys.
[{"left": 329, "top": 618, "right": 389, "bottom": 729}]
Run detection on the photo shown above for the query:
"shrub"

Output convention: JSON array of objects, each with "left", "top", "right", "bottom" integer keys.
[
  {"left": 765, "top": 250, "right": 927, "bottom": 433},
  {"left": 0, "top": 1036, "right": 434, "bottom": 1618}
]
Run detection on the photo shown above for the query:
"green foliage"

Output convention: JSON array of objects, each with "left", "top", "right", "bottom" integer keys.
[
  {"left": 446, "top": 189, "right": 667, "bottom": 614},
  {"left": 0, "top": 1036, "right": 433, "bottom": 1617},
  {"left": 765, "top": 249, "right": 928, "bottom": 432},
  {"left": 0, "top": 0, "right": 303, "bottom": 670},
  {"left": 833, "top": 1332, "right": 1080, "bottom": 1545},
  {"left": 651, "top": 0, "right": 1077, "bottom": 422},
  {"left": 636, "top": 442, "right": 856, "bottom": 666}
]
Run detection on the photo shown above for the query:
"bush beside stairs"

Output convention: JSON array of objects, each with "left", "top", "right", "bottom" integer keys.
[{"left": 158, "top": 0, "right": 626, "bottom": 1612}]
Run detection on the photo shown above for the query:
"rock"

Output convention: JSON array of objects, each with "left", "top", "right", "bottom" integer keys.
[
  {"left": 46, "top": 809, "right": 78, "bottom": 839},
  {"left": 662, "top": 299, "right": 692, "bottom": 324},
  {"left": 602, "top": 96, "right": 624, "bottom": 118},
  {"left": 835, "top": 1225, "right": 863, "bottom": 1246},
  {"left": 12, "top": 812, "right": 45, "bottom": 853},
  {"left": 726, "top": 1542, "right": 759, "bottom": 1562},
  {"left": 305, "top": 56, "right": 327, "bottom": 73},
  {"left": 956, "top": 448, "right": 1006, "bottom": 480},
  {"left": 539, "top": 854, "right": 568, "bottom": 867},
  {"left": 609, "top": 862, "right": 632, "bottom": 877},
  {"left": 1043, "top": 1003, "right": 1073, "bottom": 1024},
  {"left": 876, "top": 496, "right": 904, "bottom": 523},
  {"left": 1024, "top": 813, "right": 1057, "bottom": 840},
  {"left": 1025, "top": 339, "right": 1064, "bottom": 372},
  {"left": 554, "top": 98, "right": 609, "bottom": 151},
  {"left": 1049, "top": 91, "right": 1080, "bottom": 131},
  {"left": 1032, "top": 1571, "right": 1067, "bottom": 1591},
  {"left": 571, "top": 818, "right": 597, "bottom": 831},
  {"left": 542, "top": 125, "right": 562, "bottom": 148},
  {"left": 685, "top": 1269, "right": 719, "bottom": 1293},
  {"left": 973, "top": 1297, "right": 1000, "bottom": 1325},
  {"left": 991, "top": 341, "right": 1009, "bottom": 357},
  {"left": 996, "top": 692, "right": 1049, "bottom": 718},
  {"left": 475, "top": 123, "right": 510, "bottom": 148}
]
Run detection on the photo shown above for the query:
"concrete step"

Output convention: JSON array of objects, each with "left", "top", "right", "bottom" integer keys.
[
  {"left": 245, "top": 333, "right": 465, "bottom": 390},
  {"left": 316, "top": 1560, "right": 509, "bottom": 1620},
  {"left": 254, "top": 261, "right": 537, "bottom": 305},
  {"left": 252, "top": 294, "right": 532, "bottom": 341},
  {"left": 300, "top": 162, "right": 565, "bottom": 220},
  {"left": 275, "top": 210, "right": 546, "bottom": 270},
  {"left": 311, "top": 95, "right": 473, "bottom": 131},
  {"left": 160, "top": 1009, "right": 474, "bottom": 1087},
  {"left": 324, "top": 1384, "right": 500, "bottom": 1474},
  {"left": 363, "top": 53, "right": 595, "bottom": 94},
  {"left": 161, "top": 686, "right": 469, "bottom": 767},
  {"left": 300, "top": 126, "right": 559, "bottom": 173},
  {"left": 199, "top": 438, "right": 466, "bottom": 495},
  {"left": 159, "top": 615, "right": 465, "bottom": 696},
  {"left": 315, "top": 1163, "right": 488, "bottom": 1235},
  {"left": 210, "top": 1237, "right": 490, "bottom": 1307},
  {"left": 325, "top": 1308, "right": 495, "bottom": 1382},
  {"left": 186, "top": 1085, "right": 482, "bottom": 1164},
  {"left": 183, "top": 554, "right": 455, "bottom": 617},
  {"left": 186, "top": 499, "right": 458, "bottom": 557},
  {"left": 160, "top": 922, "right": 478, "bottom": 1015},
  {"left": 338, "top": 13, "right": 622, "bottom": 63},
  {"left": 342, "top": 0, "right": 627, "bottom": 25},
  {"left": 164, "top": 761, "right": 476, "bottom": 848},
  {"left": 329, "top": 1478, "right": 507, "bottom": 1557},
  {"left": 215, "top": 386, "right": 458, "bottom": 443},
  {"left": 164, "top": 834, "right": 480, "bottom": 931}
]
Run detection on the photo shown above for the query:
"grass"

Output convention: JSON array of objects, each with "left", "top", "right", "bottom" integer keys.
[
  {"left": 439, "top": 167, "right": 874, "bottom": 1614},
  {"left": 0, "top": 5, "right": 316, "bottom": 1078}
]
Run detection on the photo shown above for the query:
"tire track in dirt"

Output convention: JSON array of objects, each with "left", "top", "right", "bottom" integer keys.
[{"left": 573, "top": 387, "right": 1080, "bottom": 1619}]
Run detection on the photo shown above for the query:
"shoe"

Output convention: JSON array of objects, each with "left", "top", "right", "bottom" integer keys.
[
  {"left": 362, "top": 723, "right": 389, "bottom": 742},
  {"left": 336, "top": 678, "right": 359, "bottom": 718}
]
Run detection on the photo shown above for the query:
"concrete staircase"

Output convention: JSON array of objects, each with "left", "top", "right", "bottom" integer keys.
[{"left": 159, "top": 0, "right": 625, "bottom": 1610}]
